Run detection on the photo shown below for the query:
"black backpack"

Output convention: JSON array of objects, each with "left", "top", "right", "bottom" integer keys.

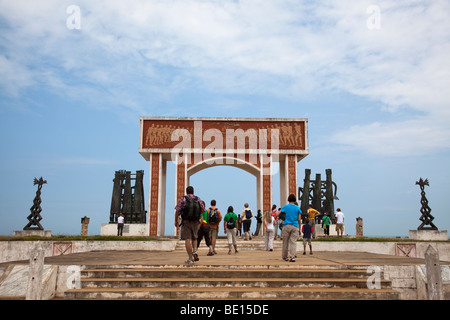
[
  {"left": 227, "top": 216, "right": 235, "bottom": 229},
  {"left": 245, "top": 209, "right": 252, "bottom": 219},
  {"left": 181, "top": 196, "right": 201, "bottom": 221},
  {"left": 208, "top": 208, "right": 219, "bottom": 224}
]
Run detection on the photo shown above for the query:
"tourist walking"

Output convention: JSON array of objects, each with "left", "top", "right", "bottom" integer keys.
[
  {"left": 301, "top": 218, "right": 313, "bottom": 255},
  {"left": 335, "top": 208, "right": 345, "bottom": 237},
  {"left": 254, "top": 209, "right": 263, "bottom": 236},
  {"left": 117, "top": 212, "right": 124, "bottom": 236},
  {"left": 322, "top": 213, "right": 330, "bottom": 236},
  {"left": 241, "top": 203, "right": 253, "bottom": 240},
  {"left": 263, "top": 211, "right": 275, "bottom": 251},
  {"left": 279, "top": 194, "right": 302, "bottom": 262},
  {"left": 197, "top": 201, "right": 213, "bottom": 256},
  {"left": 237, "top": 214, "right": 242, "bottom": 236},
  {"left": 278, "top": 207, "right": 285, "bottom": 240},
  {"left": 223, "top": 206, "right": 239, "bottom": 254},
  {"left": 271, "top": 204, "right": 279, "bottom": 239},
  {"left": 207, "top": 200, "right": 222, "bottom": 255},
  {"left": 307, "top": 205, "right": 320, "bottom": 239},
  {"left": 175, "top": 186, "right": 205, "bottom": 264}
]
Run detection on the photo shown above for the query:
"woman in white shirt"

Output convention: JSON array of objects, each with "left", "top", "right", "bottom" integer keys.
[{"left": 264, "top": 211, "right": 275, "bottom": 251}]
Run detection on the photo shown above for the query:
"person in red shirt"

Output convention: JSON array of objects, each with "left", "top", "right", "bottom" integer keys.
[{"left": 175, "top": 186, "right": 205, "bottom": 264}]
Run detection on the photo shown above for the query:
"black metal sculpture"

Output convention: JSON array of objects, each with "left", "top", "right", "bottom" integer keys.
[
  {"left": 110, "top": 170, "right": 146, "bottom": 224},
  {"left": 416, "top": 178, "right": 437, "bottom": 230},
  {"left": 298, "top": 169, "right": 338, "bottom": 223},
  {"left": 24, "top": 177, "right": 47, "bottom": 230}
]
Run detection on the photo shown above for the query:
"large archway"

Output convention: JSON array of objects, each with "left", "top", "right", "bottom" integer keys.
[{"left": 139, "top": 117, "right": 309, "bottom": 236}]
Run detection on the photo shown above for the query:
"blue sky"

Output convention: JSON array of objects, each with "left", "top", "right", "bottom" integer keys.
[{"left": 1, "top": 0, "right": 449, "bottom": 237}]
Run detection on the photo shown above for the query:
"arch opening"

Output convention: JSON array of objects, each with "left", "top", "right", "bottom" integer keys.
[{"left": 189, "top": 165, "right": 257, "bottom": 237}]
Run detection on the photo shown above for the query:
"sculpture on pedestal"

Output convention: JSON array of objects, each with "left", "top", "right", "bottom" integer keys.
[
  {"left": 23, "top": 177, "right": 47, "bottom": 230},
  {"left": 110, "top": 170, "right": 146, "bottom": 224},
  {"left": 298, "top": 169, "right": 339, "bottom": 223},
  {"left": 415, "top": 178, "right": 437, "bottom": 230}
]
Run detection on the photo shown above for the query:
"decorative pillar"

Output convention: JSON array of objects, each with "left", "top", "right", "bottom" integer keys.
[
  {"left": 261, "top": 154, "right": 272, "bottom": 214},
  {"left": 149, "top": 153, "right": 161, "bottom": 236},
  {"left": 80, "top": 216, "right": 90, "bottom": 236},
  {"left": 174, "top": 154, "right": 187, "bottom": 235},
  {"left": 280, "top": 155, "right": 287, "bottom": 205},
  {"left": 287, "top": 155, "right": 298, "bottom": 197}
]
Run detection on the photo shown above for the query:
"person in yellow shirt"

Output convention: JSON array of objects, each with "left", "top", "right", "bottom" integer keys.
[{"left": 307, "top": 205, "right": 320, "bottom": 239}]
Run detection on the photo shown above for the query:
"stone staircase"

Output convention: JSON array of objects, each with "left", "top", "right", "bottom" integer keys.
[{"left": 64, "top": 266, "right": 399, "bottom": 300}]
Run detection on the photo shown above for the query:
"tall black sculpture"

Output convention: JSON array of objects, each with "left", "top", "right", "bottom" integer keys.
[
  {"left": 416, "top": 178, "right": 437, "bottom": 230},
  {"left": 24, "top": 177, "right": 47, "bottom": 230},
  {"left": 298, "top": 169, "right": 338, "bottom": 223},
  {"left": 110, "top": 170, "right": 146, "bottom": 224}
]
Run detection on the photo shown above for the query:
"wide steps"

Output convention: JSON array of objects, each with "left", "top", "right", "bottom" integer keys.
[
  {"left": 64, "top": 267, "right": 399, "bottom": 300},
  {"left": 65, "top": 286, "right": 397, "bottom": 300},
  {"left": 81, "top": 267, "right": 370, "bottom": 279},
  {"left": 80, "top": 277, "right": 391, "bottom": 289}
]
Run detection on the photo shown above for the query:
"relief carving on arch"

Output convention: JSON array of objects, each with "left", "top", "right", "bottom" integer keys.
[{"left": 142, "top": 119, "right": 305, "bottom": 150}]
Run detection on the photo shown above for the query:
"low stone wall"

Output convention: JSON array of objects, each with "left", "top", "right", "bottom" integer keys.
[
  {"left": 311, "top": 241, "right": 450, "bottom": 261},
  {"left": 1, "top": 239, "right": 448, "bottom": 264},
  {"left": 1, "top": 240, "right": 449, "bottom": 300},
  {"left": 0, "top": 240, "right": 178, "bottom": 264}
]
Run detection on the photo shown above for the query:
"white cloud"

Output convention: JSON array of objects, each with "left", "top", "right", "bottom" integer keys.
[
  {"left": 1, "top": 0, "right": 449, "bottom": 155},
  {"left": 330, "top": 117, "right": 450, "bottom": 157},
  {"left": 0, "top": 55, "right": 35, "bottom": 95}
]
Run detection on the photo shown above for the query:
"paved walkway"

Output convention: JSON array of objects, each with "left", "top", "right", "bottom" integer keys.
[{"left": 5, "top": 247, "right": 439, "bottom": 268}]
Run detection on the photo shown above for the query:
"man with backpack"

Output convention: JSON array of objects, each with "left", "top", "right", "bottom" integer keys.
[
  {"left": 175, "top": 186, "right": 205, "bottom": 264},
  {"left": 241, "top": 203, "right": 253, "bottom": 240},
  {"left": 207, "top": 200, "right": 222, "bottom": 255},
  {"left": 223, "top": 206, "right": 239, "bottom": 255}
]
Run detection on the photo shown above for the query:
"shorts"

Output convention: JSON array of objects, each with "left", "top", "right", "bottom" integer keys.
[
  {"left": 243, "top": 219, "right": 251, "bottom": 232},
  {"left": 302, "top": 238, "right": 311, "bottom": 246},
  {"left": 209, "top": 227, "right": 219, "bottom": 238},
  {"left": 180, "top": 221, "right": 200, "bottom": 240},
  {"left": 336, "top": 223, "right": 344, "bottom": 232}
]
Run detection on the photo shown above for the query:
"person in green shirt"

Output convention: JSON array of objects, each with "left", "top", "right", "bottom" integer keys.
[
  {"left": 223, "top": 206, "right": 239, "bottom": 255},
  {"left": 322, "top": 213, "right": 330, "bottom": 237},
  {"left": 254, "top": 209, "right": 263, "bottom": 236}
]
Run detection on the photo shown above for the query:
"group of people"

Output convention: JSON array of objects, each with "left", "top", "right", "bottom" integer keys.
[
  {"left": 174, "top": 185, "right": 242, "bottom": 263},
  {"left": 263, "top": 201, "right": 345, "bottom": 262},
  {"left": 175, "top": 186, "right": 345, "bottom": 264}
]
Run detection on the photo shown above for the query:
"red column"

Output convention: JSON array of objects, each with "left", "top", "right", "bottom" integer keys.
[
  {"left": 149, "top": 153, "right": 160, "bottom": 236},
  {"left": 262, "top": 159, "right": 272, "bottom": 214},
  {"left": 287, "top": 155, "right": 298, "bottom": 196},
  {"left": 174, "top": 157, "right": 187, "bottom": 236}
]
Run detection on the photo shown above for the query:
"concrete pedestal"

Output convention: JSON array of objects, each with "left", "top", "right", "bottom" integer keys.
[
  {"left": 409, "top": 229, "right": 448, "bottom": 241},
  {"left": 13, "top": 230, "right": 52, "bottom": 238},
  {"left": 100, "top": 223, "right": 148, "bottom": 236}
]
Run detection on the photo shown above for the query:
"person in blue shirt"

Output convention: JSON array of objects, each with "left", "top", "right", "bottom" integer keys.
[{"left": 279, "top": 194, "right": 302, "bottom": 262}]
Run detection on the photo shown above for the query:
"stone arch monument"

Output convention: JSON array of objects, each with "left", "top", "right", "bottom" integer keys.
[{"left": 139, "top": 117, "right": 309, "bottom": 236}]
